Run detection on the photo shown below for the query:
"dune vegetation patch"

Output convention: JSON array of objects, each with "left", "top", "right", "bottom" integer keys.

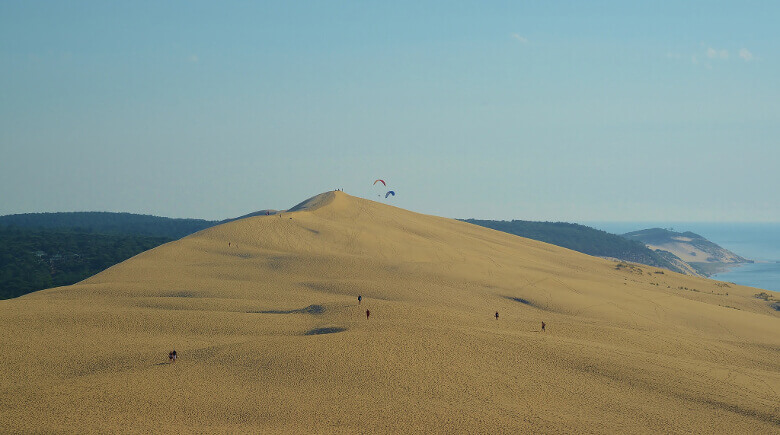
[
  {"left": 250, "top": 304, "right": 325, "bottom": 315},
  {"left": 304, "top": 326, "right": 346, "bottom": 335},
  {"left": 615, "top": 261, "right": 645, "bottom": 274},
  {"left": 754, "top": 291, "right": 776, "bottom": 302}
]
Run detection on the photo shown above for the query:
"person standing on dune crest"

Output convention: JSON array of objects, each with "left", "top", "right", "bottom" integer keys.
[
  {"left": 358, "top": 295, "right": 362, "bottom": 305},
  {"left": 541, "top": 321, "right": 546, "bottom": 332},
  {"left": 366, "top": 309, "right": 370, "bottom": 320},
  {"left": 495, "top": 311, "right": 499, "bottom": 320}
]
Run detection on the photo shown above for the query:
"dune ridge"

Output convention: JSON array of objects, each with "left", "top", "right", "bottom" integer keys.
[{"left": 1, "top": 192, "right": 778, "bottom": 433}]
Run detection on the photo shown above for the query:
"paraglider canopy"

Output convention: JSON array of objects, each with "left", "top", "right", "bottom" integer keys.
[
  {"left": 373, "top": 179, "right": 386, "bottom": 186},
  {"left": 385, "top": 191, "right": 395, "bottom": 198}
]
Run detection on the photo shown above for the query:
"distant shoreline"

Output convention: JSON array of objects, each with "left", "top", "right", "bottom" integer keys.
[
  {"left": 710, "top": 261, "right": 780, "bottom": 292},
  {"left": 690, "top": 260, "right": 754, "bottom": 277}
]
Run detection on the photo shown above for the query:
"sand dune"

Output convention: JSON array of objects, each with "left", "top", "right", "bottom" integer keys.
[{"left": 1, "top": 191, "right": 778, "bottom": 433}]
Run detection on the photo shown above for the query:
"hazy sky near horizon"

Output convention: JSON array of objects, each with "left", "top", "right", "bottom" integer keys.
[{"left": 2, "top": 1, "right": 778, "bottom": 222}]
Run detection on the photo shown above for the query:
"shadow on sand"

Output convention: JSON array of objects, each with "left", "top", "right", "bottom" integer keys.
[
  {"left": 305, "top": 327, "right": 346, "bottom": 336},
  {"left": 504, "top": 296, "right": 539, "bottom": 308},
  {"left": 249, "top": 304, "right": 325, "bottom": 315}
]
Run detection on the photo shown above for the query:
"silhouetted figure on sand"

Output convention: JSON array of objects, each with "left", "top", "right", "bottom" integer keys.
[
  {"left": 495, "top": 311, "right": 499, "bottom": 320},
  {"left": 541, "top": 321, "right": 546, "bottom": 332},
  {"left": 366, "top": 309, "right": 370, "bottom": 320},
  {"left": 358, "top": 295, "right": 362, "bottom": 305},
  {"left": 168, "top": 350, "right": 177, "bottom": 363}
]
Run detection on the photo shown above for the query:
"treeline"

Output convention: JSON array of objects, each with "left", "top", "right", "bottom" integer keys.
[
  {"left": 622, "top": 228, "right": 703, "bottom": 245},
  {"left": 462, "top": 220, "right": 687, "bottom": 274},
  {"left": 2, "top": 211, "right": 696, "bottom": 300},
  {"left": 0, "top": 227, "right": 171, "bottom": 299},
  {"left": 0, "top": 211, "right": 222, "bottom": 299},
  {"left": 0, "top": 212, "right": 217, "bottom": 239}
]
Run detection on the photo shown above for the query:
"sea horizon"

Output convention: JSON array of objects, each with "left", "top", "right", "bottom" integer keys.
[{"left": 584, "top": 221, "right": 780, "bottom": 292}]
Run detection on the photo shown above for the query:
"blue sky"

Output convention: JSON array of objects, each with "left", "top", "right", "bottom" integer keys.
[{"left": 1, "top": 1, "right": 778, "bottom": 221}]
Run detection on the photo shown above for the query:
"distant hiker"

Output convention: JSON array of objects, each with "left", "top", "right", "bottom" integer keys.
[
  {"left": 495, "top": 311, "right": 499, "bottom": 320},
  {"left": 366, "top": 309, "right": 370, "bottom": 320},
  {"left": 358, "top": 295, "right": 362, "bottom": 305},
  {"left": 169, "top": 350, "right": 177, "bottom": 363},
  {"left": 541, "top": 321, "right": 546, "bottom": 332},
  {"left": 228, "top": 242, "right": 231, "bottom": 247}
]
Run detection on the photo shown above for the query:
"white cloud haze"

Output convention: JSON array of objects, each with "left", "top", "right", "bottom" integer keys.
[
  {"left": 511, "top": 33, "right": 528, "bottom": 44},
  {"left": 707, "top": 47, "right": 729, "bottom": 59}
]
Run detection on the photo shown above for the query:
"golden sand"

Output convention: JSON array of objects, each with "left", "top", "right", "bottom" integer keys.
[{"left": 1, "top": 192, "right": 778, "bottom": 433}]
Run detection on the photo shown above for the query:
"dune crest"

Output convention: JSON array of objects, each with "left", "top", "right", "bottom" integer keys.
[
  {"left": 1, "top": 192, "right": 778, "bottom": 433},
  {"left": 286, "top": 191, "right": 338, "bottom": 213}
]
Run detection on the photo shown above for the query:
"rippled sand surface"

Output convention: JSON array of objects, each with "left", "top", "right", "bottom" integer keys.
[{"left": 1, "top": 192, "right": 778, "bottom": 433}]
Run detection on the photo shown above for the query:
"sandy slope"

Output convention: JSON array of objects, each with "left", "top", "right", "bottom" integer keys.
[
  {"left": 646, "top": 240, "right": 744, "bottom": 264},
  {"left": 1, "top": 192, "right": 778, "bottom": 433}
]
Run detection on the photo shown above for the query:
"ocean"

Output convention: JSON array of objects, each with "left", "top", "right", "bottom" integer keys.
[{"left": 584, "top": 222, "right": 780, "bottom": 292}]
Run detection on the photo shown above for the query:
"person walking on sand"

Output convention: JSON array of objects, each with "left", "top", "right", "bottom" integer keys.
[
  {"left": 495, "top": 311, "right": 499, "bottom": 320},
  {"left": 366, "top": 309, "right": 370, "bottom": 320},
  {"left": 169, "top": 350, "right": 177, "bottom": 363},
  {"left": 541, "top": 321, "right": 546, "bottom": 332},
  {"left": 358, "top": 295, "right": 362, "bottom": 305}
]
